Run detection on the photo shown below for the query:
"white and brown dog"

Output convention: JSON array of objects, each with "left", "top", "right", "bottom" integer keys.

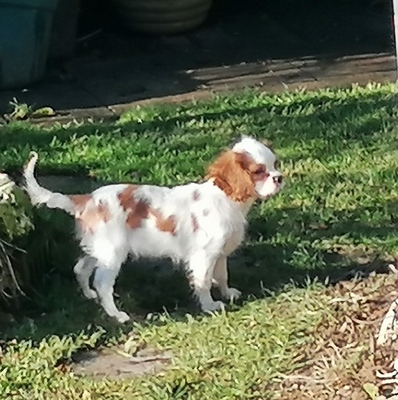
[{"left": 24, "top": 136, "right": 284, "bottom": 323}]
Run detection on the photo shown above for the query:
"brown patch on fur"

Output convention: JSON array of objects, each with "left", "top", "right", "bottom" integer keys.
[
  {"left": 70, "top": 194, "right": 92, "bottom": 211},
  {"left": 117, "top": 185, "right": 137, "bottom": 211},
  {"left": 192, "top": 190, "right": 200, "bottom": 201},
  {"left": 117, "top": 185, "right": 149, "bottom": 229},
  {"left": 70, "top": 195, "right": 111, "bottom": 233},
  {"left": 126, "top": 201, "right": 149, "bottom": 229},
  {"left": 150, "top": 209, "right": 176, "bottom": 235},
  {"left": 117, "top": 185, "right": 176, "bottom": 233},
  {"left": 206, "top": 150, "right": 257, "bottom": 202},
  {"left": 191, "top": 214, "right": 199, "bottom": 232}
]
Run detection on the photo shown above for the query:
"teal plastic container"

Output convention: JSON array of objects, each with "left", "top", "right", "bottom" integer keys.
[{"left": 0, "top": 0, "right": 58, "bottom": 89}]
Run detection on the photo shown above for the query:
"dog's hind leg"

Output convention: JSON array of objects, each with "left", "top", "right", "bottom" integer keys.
[
  {"left": 90, "top": 241, "right": 130, "bottom": 323},
  {"left": 93, "top": 263, "right": 130, "bottom": 323},
  {"left": 73, "top": 255, "right": 97, "bottom": 299}
]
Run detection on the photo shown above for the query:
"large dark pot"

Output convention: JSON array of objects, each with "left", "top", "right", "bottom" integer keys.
[
  {"left": 111, "top": 0, "right": 213, "bottom": 35},
  {"left": 49, "top": 0, "right": 80, "bottom": 59}
]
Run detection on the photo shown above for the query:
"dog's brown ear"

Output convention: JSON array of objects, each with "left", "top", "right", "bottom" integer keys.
[{"left": 206, "top": 150, "right": 255, "bottom": 202}]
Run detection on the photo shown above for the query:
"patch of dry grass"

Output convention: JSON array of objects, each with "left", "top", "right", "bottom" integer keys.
[{"left": 272, "top": 272, "right": 398, "bottom": 400}]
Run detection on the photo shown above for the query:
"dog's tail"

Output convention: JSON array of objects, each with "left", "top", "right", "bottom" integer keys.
[{"left": 24, "top": 152, "right": 76, "bottom": 215}]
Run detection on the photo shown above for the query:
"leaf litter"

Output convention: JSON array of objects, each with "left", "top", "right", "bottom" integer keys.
[{"left": 272, "top": 271, "right": 398, "bottom": 400}]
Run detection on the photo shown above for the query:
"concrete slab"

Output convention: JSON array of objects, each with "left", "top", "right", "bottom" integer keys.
[
  {"left": 75, "top": 58, "right": 197, "bottom": 107},
  {"left": 296, "top": 71, "right": 396, "bottom": 91},
  {"left": 0, "top": 80, "right": 102, "bottom": 116},
  {"left": 300, "top": 54, "right": 397, "bottom": 82}
]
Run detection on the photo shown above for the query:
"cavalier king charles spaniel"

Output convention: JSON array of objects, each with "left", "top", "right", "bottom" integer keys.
[{"left": 24, "top": 136, "right": 284, "bottom": 323}]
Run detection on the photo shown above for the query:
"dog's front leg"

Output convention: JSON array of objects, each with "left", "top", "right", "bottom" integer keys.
[
  {"left": 212, "top": 256, "right": 242, "bottom": 302},
  {"left": 189, "top": 252, "right": 225, "bottom": 313}
]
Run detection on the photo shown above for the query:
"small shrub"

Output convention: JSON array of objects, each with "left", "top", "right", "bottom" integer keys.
[
  {"left": 0, "top": 173, "right": 76, "bottom": 304},
  {"left": 0, "top": 173, "right": 34, "bottom": 298}
]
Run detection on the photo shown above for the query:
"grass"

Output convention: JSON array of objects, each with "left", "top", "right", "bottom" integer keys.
[
  {"left": 0, "top": 83, "right": 397, "bottom": 399},
  {"left": 0, "top": 282, "right": 334, "bottom": 400}
]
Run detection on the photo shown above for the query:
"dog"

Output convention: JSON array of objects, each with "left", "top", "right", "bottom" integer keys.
[{"left": 23, "top": 136, "right": 284, "bottom": 323}]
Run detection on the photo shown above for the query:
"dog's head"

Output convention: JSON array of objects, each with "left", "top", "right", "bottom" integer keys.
[{"left": 206, "top": 136, "right": 284, "bottom": 202}]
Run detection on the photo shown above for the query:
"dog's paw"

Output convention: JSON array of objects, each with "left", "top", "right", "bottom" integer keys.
[
  {"left": 202, "top": 300, "right": 225, "bottom": 314},
  {"left": 223, "top": 287, "right": 242, "bottom": 302},
  {"left": 83, "top": 289, "right": 98, "bottom": 300},
  {"left": 115, "top": 311, "right": 130, "bottom": 323}
]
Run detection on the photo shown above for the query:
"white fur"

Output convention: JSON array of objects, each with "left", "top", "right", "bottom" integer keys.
[{"left": 23, "top": 138, "right": 283, "bottom": 323}]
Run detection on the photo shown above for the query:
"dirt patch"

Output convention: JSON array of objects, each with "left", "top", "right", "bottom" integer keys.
[
  {"left": 272, "top": 272, "right": 398, "bottom": 400},
  {"left": 72, "top": 347, "right": 173, "bottom": 380}
]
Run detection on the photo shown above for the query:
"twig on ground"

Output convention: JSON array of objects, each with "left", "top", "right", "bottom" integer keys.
[{"left": 377, "top": 298, "right": 398, "bottom": 346}]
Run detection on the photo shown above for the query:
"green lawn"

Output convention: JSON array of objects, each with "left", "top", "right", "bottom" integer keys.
[{"left": 0, "top": 83, "right": 397, "bottom": 399}]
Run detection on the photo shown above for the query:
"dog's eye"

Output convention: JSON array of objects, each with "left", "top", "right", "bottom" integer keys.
[
  {"left": 254, "top": 166, "right": 266, "bottom": 175},
  {"left": 274, "top": 160, "right": 279, "bottom": 169}
]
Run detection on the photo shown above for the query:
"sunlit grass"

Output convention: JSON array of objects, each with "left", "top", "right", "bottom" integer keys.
[{"left": 0, "top": 83, "right": 397, "bottom": 399}]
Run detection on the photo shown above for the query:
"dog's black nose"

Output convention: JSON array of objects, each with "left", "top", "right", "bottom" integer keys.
[{"left": 273, "top": 175, "right": 283, "bottom": 184}]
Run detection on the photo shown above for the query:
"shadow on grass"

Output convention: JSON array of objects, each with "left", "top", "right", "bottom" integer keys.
[{"left": 234, "top": 204, "right": 396, "bottom": 297}]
